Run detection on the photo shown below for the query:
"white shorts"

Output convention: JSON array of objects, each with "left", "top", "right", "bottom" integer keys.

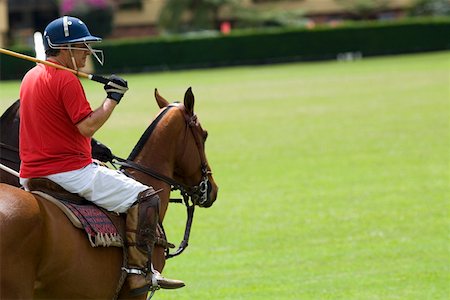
[{"left": 20, "top": 163, "right": 148, "bottom": 213}]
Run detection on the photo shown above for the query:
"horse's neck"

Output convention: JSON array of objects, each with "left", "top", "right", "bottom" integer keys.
[
  {"left": 131, "top": 142, "right": 174, "bottom": 188},
  {"left": 135, "top": 113, "right": 183, "bottom": 177},
  {"left": 129, "top": 110, "right": 184, "bottom": 219}
]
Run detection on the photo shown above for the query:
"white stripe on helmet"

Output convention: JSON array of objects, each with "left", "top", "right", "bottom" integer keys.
[{"left": 63, "top": 16, "right": 70, "bottom": 37}]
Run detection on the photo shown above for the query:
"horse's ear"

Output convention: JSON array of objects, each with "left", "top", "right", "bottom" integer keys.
[
  {"left": 154, "top": 89, "right": 170, "bottom": 108},
  {"left": 184, "top": 87, "right": 195, "bottom": 114}
]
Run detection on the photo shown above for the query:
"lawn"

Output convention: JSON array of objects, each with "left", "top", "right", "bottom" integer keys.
[{"left": 0, "top": 51, "right": 448, "bottom": 299}]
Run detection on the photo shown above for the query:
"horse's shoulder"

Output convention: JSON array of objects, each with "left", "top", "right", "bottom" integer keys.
[
  {"left": 0, "top": 183, "right": 38, "bottom": 205},
  {"left": 0, "top": 184, "right": 42, "bottom": 232}
]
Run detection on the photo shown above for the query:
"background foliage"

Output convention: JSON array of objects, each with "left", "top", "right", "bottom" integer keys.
[
  {"left": 58, "top": 0, "right": 114, "bottom": 38},
  {"left": 334, "top": 0, "right": 389, "bottom": 18},
  {"left": 1, "top": 10, "right": 449, "bottom": 80},
  {"left": 409, "top": 0, "right": 450, "bottom": 16},
  {"left": 159, "top": 0, "right": 239, "bottom": 33},
  {"left": 93, "top": 18, "right": 450, "bottom": 74}
]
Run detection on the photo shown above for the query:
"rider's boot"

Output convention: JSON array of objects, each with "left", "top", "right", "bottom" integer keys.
[{"left": 124, "top": 189, "right": 185, "bottom": 296}]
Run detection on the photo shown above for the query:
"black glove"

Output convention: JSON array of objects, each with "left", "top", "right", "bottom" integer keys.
[
  {"left": 91, "top": 138, "right": 114, "bottom": 163},
  {"left": 104, "top": 74, "right": 128, "bottom": 103}
]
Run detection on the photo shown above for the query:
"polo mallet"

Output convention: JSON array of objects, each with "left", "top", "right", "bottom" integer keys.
[{"left": 0, "top": 47, "right": 110, "bottom": 84}]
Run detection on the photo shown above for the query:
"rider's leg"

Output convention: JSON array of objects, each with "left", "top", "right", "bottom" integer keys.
[{"left": 125, "top": 188, "right": 185, "bottom": 296}]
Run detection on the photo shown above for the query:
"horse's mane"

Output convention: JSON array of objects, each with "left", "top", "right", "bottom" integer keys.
[{"left": 127, "top": 105, "right": 175, "bottom": 161}]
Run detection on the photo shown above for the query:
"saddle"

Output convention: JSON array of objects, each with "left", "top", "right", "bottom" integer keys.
[
  {"left": 28, "top": 178, "right": 125, "bottom": 247},
  {"left": 27, "top": 178, "right": 172, "bottom": 250}
]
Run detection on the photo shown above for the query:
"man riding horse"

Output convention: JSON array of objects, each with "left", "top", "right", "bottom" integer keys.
[{"left": 18, "top": 16, "right": 184, "bottom": 296}]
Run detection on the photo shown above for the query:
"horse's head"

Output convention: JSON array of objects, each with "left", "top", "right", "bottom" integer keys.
[{"left": 154, "top": 88, "right": 218, "bottom": 208}]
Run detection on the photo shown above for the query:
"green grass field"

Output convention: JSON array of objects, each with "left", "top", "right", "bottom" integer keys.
[{"left": 0, "top": 51, "right": 449, "bottom": 299}]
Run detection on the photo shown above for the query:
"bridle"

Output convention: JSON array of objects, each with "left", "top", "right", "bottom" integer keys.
[{"left": 113, "top": 103, "right": 212, "bottom": 258}]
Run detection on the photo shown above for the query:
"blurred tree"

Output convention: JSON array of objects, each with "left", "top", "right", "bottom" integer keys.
[
  {"left": 334, "top": 0, "right": 389, "bottom": 19},
  {"left": 159, "top": 0, "right": 239, "bottom": 33},
  {"left": 409, "top": 0, "right": 450, "bottom": 16},
  {"left": 233, "top": 8, "right": 307, "bottom": 28},
  {"left": 159, "top": 0, "right": 308, "bottom": 33},
  {"left": 58, "top": 0, "right": 114, "bottom": 38}
]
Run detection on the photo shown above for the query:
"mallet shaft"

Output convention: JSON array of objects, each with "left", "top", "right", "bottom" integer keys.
[{"left": 0, "top": 47, "right": 109, "bottom": 84}]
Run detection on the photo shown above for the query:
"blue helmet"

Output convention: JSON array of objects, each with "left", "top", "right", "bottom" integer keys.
[{"left": 43, "top": 16, "right": 104, "bottom": 65}]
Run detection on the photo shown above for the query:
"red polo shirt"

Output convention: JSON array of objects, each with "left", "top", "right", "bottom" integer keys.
[{"left": 19, "top": 62, "right": 93, "bottom": 178}]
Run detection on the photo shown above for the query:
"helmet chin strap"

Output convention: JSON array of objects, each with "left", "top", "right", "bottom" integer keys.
[{"left": 67, "top": 45, "right": 78, "bottom": 70}]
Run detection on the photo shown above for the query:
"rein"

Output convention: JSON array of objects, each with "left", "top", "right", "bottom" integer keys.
[{"left": 114, "top": 157, "right": 208, "bottom": 205}]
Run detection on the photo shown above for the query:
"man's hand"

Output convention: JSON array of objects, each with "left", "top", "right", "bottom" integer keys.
[{"left": 104, "top": 75, "right": 128, "bottom": 103}]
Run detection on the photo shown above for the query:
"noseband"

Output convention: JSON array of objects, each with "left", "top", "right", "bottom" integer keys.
[{"left": 113, "top": 103, "right": 211, "bottom": 258}]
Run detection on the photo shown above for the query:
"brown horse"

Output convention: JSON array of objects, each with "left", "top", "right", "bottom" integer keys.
[{"left": 0, "top": 88, "right": 218, "bottom": 299}]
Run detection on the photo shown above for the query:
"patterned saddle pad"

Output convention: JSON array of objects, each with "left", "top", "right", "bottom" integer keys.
[
  {"left": 63, "top": 199, "right": 123, "bottom": 247},
  {"left": 28, "top": 178, "right": 124, "bottom": 248}
]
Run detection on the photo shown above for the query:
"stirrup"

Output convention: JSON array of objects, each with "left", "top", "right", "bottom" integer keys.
[
  {"left": 121, "top": 267, "right": 147, "bottom": 276},
  {"left": 128, "top": 275, "right": 159, "bottom": 299},
  {"left": 122, "top": 267, "right": 160, "bottom": 298}
]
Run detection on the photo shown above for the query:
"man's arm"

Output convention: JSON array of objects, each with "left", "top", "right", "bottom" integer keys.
[
  {"left": 77, "top": 75, "right": 128, "bottom": 137},
  {"left": 77, "top": 98, "right": 117, "bottom": 137}
]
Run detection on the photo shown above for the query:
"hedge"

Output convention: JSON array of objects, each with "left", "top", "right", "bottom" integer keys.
[
  {"left": 0, "top": 46, "right": 35, "bottom": 80},
  {"left": 93, "top": 17, "right": 450, "bottom": 74},
  {"left": 1, "top": 18, "right": 449, "bottom": 80}
]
